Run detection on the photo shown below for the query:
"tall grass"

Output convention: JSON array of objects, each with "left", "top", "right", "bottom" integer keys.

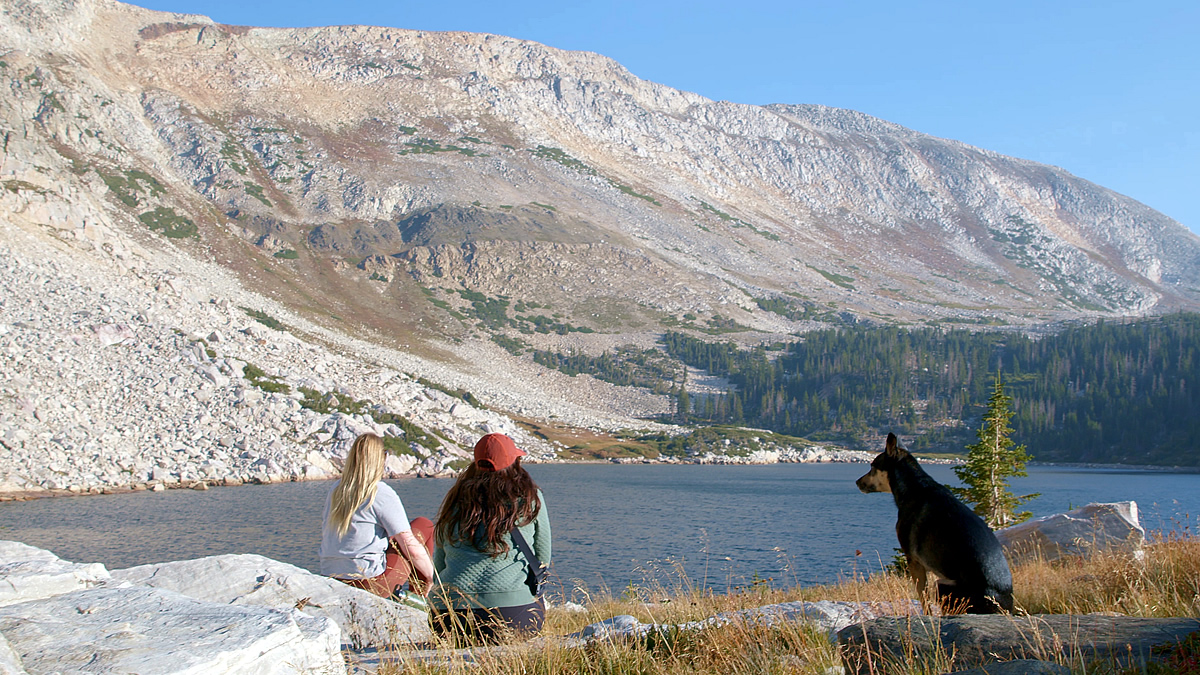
[
  {"left": 364, "top": 535, "right": 1200, "bottom": 675},
  {"left": 1015, "top": 533, "right": 1200, "bottom": 617}
]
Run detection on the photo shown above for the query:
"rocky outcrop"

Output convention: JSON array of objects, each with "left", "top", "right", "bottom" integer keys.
[
  {"left": 997, "top": 501, "right": 1145, "bottom": 564},
  {"left": 112, "top": 554, "right": 430, "bottom": 650},
  {"left": 0, "top": 543, "right": 353, "bottom": 674},
  {"left": 0, "top": 541, "right": 110, "bottom": 608},
  {"left": 0, "top": 587, "right": 343, "bottom": 675},
  {"left": 837, "top": 615, "right": 1200, "bottom": 674},
  {"left": 0, "top": 542, "right": 444, "bottom": 673}
]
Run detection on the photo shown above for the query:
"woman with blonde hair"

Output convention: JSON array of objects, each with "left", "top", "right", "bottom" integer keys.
[
  {"left": 429, "top": 433, "right": 550, "bottom": 644},
  {"left": 319, "top": 433, "right": 434, "bottom": 599}
]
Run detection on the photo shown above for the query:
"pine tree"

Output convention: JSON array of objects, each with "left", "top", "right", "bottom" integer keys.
[
  {"left": 952, "top": 372, "right": 1038, "bottom": 528},
  {"left": 677, "top": 377, "right": 690, "bottom": 424}
]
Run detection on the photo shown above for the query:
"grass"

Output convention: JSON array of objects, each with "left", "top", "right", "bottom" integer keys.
[
  {"left": 138, "top": 206, "right": 198, "bottom": 239},
  {"left": 239, "top": 306, "right": 287, "bottom": 331},
  {"left": 807, "top": 264, "right": 856, "bottom": 291},
  {"left": 367, "top": 535, "right": 1200, "bottom": 674},
  {"left": 242, "top": 362, "right": 290, "bottom": 394}
]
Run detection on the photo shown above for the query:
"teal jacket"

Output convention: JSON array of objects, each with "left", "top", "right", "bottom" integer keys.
[{"left": 432, "top": 490, "right": 551, "bottom": 610}]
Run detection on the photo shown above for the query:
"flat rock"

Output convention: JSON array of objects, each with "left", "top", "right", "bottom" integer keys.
[
  {"left": 574, "top": 599, "right": 921, "bottom": 642},
  {"left": 997, "top": 502, "right": 1144, "bottom": 564},
  {"left": 0, "top": 540, "right": 110, "bottom": 607},
  {"left": 112, "top": 553, "right": 431, "bottom": 649},
  {"left": 837, "top": 614, "right": 1200, "bottom": 674},
  {"left": 0, "top": 586, "right": 343, "bottom": 675}
]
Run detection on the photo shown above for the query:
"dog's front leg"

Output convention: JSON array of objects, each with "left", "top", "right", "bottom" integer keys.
[{"left": 906, "top": 556, "right": 932, "bottom": 613}]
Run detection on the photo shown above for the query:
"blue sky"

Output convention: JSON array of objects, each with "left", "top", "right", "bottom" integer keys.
[{"left": 129, "top": 0, "right": 1199, "bottom": 235}]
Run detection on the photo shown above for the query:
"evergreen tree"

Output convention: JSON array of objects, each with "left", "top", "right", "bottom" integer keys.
[
  {"left": 677, "top": 376, "right": 690, "bottom": 424},
  {"left": 952, "top": 372, "right": 1038, "bottom": 528}
]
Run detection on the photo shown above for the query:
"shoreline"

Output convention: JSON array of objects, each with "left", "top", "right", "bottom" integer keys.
[{"left": 3, "top": 456, "right": 1196, "bottom": 503}]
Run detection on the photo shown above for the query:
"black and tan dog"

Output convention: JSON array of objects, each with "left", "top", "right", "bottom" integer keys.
[{"left": 857, "top": 433, "right": 1014, "bottom": 614}]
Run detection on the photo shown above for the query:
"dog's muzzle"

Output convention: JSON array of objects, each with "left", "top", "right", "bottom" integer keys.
[{"left": 856, "top": 468, "right": 889, "bottom": 493}]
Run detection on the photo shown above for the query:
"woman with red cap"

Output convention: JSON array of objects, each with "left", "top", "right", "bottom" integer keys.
[{"left": 429, "top": 433, "right": 551, "bottom": 644}]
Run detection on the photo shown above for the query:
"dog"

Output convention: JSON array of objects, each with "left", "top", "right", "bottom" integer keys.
[{"left": 856, "top": 433, "right": 1014, "bottom": 614}]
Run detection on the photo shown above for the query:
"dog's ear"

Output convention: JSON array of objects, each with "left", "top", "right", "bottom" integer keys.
[{"left": 885, "top": 433, "right": 900, "bottom": 457}]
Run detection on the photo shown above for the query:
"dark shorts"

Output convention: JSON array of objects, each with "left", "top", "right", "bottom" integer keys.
[{"left": 430, "top": 597, "right": 545, "bottom": 645}]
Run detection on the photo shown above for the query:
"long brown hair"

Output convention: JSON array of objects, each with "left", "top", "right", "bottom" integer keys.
[
  {"left": 435, "top": 458, "right": 540, "bottom": 556},
  {"left": 328, "top": 433, "right": 386, "bottom": 536}
]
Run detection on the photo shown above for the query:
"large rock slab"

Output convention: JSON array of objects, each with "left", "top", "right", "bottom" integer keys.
[
  {"left": 112, "top": 553, "right": 430, "bottom": 649},
  {"left": 996, "top": 502, "right": 1144, "bottom": 564},
  {"left": 574, "top": 600, "right": 921, "bottom": 642},
  {"left": 0, "top": 540, "right": 110, "bottom": 607},
  {"left": 0, "top": 586, "right": 343, "bottom": 675},
  {"left": 837, "top": 614, "right": 1200, "bottom": 674}
]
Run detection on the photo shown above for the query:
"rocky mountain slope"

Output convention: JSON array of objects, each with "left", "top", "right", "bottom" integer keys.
[{"left": 1, "top": 0, "right": 1199, "bottom": 490}]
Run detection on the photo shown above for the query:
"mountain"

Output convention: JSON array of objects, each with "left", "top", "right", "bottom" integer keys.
[{"left": 1, "top": 0, "right": 1199, "bottom": 488}]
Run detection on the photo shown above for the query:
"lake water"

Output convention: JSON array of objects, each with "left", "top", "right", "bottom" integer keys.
[{"left": 1, "top": 463, "right": 1196, "bottom": 598}]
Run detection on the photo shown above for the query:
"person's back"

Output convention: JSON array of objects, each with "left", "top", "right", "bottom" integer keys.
[
  {"left": 319, "top": 433, "right": 434, "bottom": 600},
  {"left": 434, "top": 490, "right": 549, "bottom": 610},
  {"left": 430, "top": 433, "right": 551, "bottom": 644}
]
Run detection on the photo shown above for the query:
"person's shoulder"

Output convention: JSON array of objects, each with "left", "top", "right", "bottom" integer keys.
[{"left": 377, "top": 481, "right": 401, "bottom": 500}]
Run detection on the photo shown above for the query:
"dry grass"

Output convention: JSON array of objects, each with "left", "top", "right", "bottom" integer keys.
[
  {"left": 1014, "top": 533, "right": 1200, "bottom": 617},
  {"left": 367, "top": 537, "right": 1200, "bottom": 675}
]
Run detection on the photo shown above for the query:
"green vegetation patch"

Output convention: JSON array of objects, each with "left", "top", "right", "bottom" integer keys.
[
  {"left": 611, "top": 181, "right": 661, "bottom": 206},
  {"left": 220, "top": 140, "right": 249, "bottom": 175},
  {"left": 243, "top": 362, "right": 291, "bottom": 394},
  {"left": 414, "top": 376, "right": 483, "bottom": 408},
  {"left": 243, "top": 182, "right": 272, "bottom": 207},
  {"left": 41, "top": 92, "right": 66, "bottom": 114},
  {"left": 138, "top": 207, "right": 198, "bottom": 239},
  {"left": 532, "top": 345, "right": 681, "bottom": 394},
  {"left": 531, "top": 145, "right": 599, "bottom": 176},
  {"left": 806, "top": 264, "right": 856, "bottom": 290},
  {"left": 753, "top": 296, "right": 842, "bottom": 323},
  {"left": 399, "top": 137, "right": 487, "bottom": 157},
  {"left": 239, "top": 306, "right": 287, "bottom": 332},
  {"left": 640, "top": 426, "right": 811, "bottom": 459},
  {"left": 456, "top": 289, "right": 511, "bottom": 329},
  {"left": 697, "top": 200, "right": 779, "bottom": 240},
  {"left": 2, "top": 180, "right": 50, "bottom": 196},
  {"left": 697, "top": 314, "right": 752, "bottom": 335},
  {"left": 273, "top": 249, "right": 299, "bottom": 259},
  {"left": 100, "top": 168, "right": 166, "bottom": 208},
  {"left": 491, "top": 334, "right": 529, "bottom": 356}
]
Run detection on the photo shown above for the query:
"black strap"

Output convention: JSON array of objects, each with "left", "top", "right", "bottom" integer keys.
[{"left": 509, "top": 527, "right": 547, "bottom": 597}]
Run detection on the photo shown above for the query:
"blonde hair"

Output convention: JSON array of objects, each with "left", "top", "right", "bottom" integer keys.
[{"left": 329, "top": 433, "right": 387, "bottom": 537}]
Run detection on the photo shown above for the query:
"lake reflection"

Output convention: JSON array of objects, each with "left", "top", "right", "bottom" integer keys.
[{"left": 1, "top": 463, "right": 1196, "bottom": 593}]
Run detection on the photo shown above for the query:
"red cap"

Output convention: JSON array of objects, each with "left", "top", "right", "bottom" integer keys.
[{"left": 473, "top": 433, "right": 526, "bottom": 471}]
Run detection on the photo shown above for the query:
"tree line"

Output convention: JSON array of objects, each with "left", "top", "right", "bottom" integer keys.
[{"left": 660, "top": 313, "right": 1200, "bottom": 465}]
